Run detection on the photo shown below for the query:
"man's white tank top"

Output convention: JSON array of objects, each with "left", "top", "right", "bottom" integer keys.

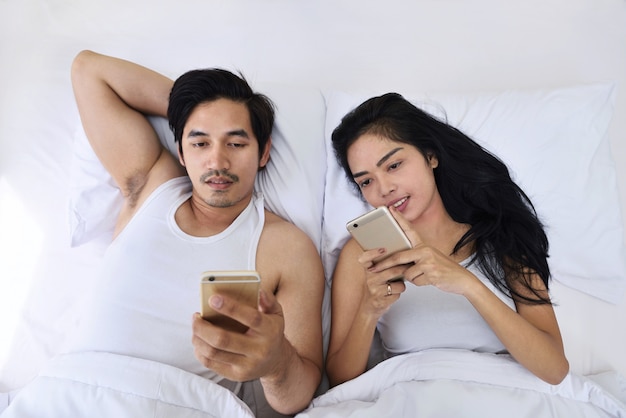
[
  {"left": 377, "top": 259, "right": 517, "bottom": 356},
  {"left": 64, "top": 177, "right": 265, "bottom": 385}
]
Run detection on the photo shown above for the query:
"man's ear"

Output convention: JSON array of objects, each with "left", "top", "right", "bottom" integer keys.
[
  {"left": 258, "top": 136, "right": 272, "bottom": 169},
  {"left": 178, "top": 147, "right": 185, "bottom": 167}
]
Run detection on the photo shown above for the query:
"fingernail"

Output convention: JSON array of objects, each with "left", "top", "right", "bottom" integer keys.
[{"left": 209, "top": 295, "right": 223, "bottom": 309}]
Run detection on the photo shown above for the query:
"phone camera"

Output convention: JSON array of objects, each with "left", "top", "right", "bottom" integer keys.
[
  {"left": 353, "top": 223, "right": 359, "bottom": 228},
  {"left": 208, "top": 276, "right": 216, "bottom": 281}
]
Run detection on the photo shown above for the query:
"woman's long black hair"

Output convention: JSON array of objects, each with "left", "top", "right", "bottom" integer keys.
[{"left": 332, "top": 93, "right": 551, "bottom": 305}]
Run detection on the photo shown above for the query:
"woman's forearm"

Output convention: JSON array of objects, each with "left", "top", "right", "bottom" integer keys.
[
  {"left": 464, "top": 281, "right": 569, "bottom": 384},
  {"left": 326, "top": 308, "right": 379, "bottom": 387}
]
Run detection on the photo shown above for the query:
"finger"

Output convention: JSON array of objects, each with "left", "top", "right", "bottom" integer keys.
[
  {"left": 208, "top": 294, "right": 260, "bottom": 332},
  {"left": 389, "top": 205, "right": 423, "bottom": 247},
  {"left": 385, "top": 282, "right": 393, "bottom": 296},
  {"left": 366, "top": 259, "right": 407, "bottom": 278},
  {"left": 406, "top": 270, "right": 426, "bottom": 285},
  {"left": 192, "top": 312, "right": 207, "bottom": 340},
  {"left": 386, "top": 277, "right": 407, "bottom": 295},
  {"left": 357, "top": 247, "right": 387, "bottom": 267},
  {"left": 258, "top": 289, "right": 282, "bottom": 316},
  {"left": 368, "top": 256, "right": 412, "bottom": 278},
  {"left": 384, "top": 279, "right": 407, "bottom": 296},
  {"left": 192, "top": 312, "right": 218, "bottom": 343},
  {"left": 192, "top": 312, "right": 249, "bottom": 357},
  {"left": 193, "top": 340, "right": 249, "bottom": 382}
]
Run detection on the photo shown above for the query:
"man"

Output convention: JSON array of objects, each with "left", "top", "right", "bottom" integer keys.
[{"left": 69, "top": 50, "right": 324, "bottom": 416}]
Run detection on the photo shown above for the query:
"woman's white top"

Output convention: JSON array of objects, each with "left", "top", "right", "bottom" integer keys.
[{"left": 377, "top": 259, "right": 517, "bottom": 356}]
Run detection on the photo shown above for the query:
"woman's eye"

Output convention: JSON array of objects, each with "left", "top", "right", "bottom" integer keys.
[
  {"left": 388, "top": 161, "right": 401, "bottom": 171},
  {"left": 359, "top": 179, "right": 371, "bottom": 188}
]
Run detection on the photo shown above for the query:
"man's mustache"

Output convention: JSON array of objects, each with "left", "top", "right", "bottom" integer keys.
[{"left": 200, "top": 169, "right": 239, "bottom": 183}]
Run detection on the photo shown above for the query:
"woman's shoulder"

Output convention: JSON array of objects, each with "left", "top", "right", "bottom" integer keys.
[
  {"left": 333, "top": 238, "right": 366, "bottom": 280},
  {"left": 340, "top": 237, "right": 363, "bottom": 256}
]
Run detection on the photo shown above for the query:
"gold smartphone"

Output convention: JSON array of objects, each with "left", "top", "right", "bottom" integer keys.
[
  {"left": 200, "top": 270, "right": 261, "bottom": 333},
  {"left": 347, "top": 206, "right": 411, "bottom": 264}
]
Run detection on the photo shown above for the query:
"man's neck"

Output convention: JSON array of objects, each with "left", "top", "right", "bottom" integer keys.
[{"left": 175, "top": 194, "right": 252, "bottom": 237}]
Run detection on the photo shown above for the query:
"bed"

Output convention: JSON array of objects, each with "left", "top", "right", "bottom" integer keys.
[{"left": 1, "top": 0, "right": 626, "bottom": 416}]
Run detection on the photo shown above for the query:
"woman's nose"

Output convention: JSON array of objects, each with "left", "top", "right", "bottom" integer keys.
[{"left": 378, "top": 176, "right": 396, "bottom": 197}]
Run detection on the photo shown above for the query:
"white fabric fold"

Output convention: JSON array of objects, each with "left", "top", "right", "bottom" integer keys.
[
  {"left": 0, "top": 351, "right": 254, "bottom": 418},
  {"left": 299, "top": 349, "right": 626, "bottom": 418}
]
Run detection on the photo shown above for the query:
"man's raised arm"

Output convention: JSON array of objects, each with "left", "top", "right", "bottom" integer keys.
[{"left": 70, "top": 50, "right": 182, "bottom": 204}]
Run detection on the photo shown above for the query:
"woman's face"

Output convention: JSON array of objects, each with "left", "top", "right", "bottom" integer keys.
[{"left": 347, "top": 133, "right": 440, "bottom": 224}]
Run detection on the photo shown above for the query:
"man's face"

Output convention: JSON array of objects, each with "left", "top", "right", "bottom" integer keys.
[{"left": 179, "top": 98, "right": 270, "bottom": 210}]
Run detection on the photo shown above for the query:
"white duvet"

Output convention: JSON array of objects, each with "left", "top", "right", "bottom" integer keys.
[
  {"left": 298, "top": 349, "right": 626, "bottom": 418},
  {"left": 0, "top": 352, "right": 254, "bottom": 418},
  {"left": 2, "top": 349, "right": 625, "bottom": 417}
]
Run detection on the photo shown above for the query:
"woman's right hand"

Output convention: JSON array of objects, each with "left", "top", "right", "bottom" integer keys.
[{"left": 356, "top": 247, "right": 409, "bottom": 318}]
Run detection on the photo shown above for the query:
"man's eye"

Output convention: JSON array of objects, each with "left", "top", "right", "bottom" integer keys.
[
  {"left": 192, "top": 142, "right": 206, "bottom": 148},
  {"left": 359, "top": 179, "right": 371, "bottom": 188},
  {"left": 389, "top": 161, "right": 401, "bottom": 171},
  {"left": 229, "top": 143, "right": 246, "bottom": 148}
]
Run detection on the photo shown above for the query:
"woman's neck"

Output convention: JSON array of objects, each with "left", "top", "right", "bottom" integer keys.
[{"left": 414, "top": 210, "right": 472, "bottom": 262}]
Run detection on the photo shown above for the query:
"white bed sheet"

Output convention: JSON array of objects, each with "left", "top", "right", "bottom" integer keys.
[
  {"left": 298, "top": 350, "right": 626, "bottom": 418},
  {"left": 1, "top": 351, "right": 254, "bottom": 417}
]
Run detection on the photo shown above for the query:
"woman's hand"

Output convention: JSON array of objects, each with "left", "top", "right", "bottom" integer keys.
[
  {"left": 370, "top": 208, "right": 480, "bottom": 297},
  {"left": 357, "top": 247, "right": 408, "bottom": 318}
]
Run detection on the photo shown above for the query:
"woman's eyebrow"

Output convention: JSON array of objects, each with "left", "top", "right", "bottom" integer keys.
[
  {"left": 376, "top": 147, "right": 403, "bottom": 167},
  {"left": 352, "top": 147, "right": 404, "bottom": 178}
]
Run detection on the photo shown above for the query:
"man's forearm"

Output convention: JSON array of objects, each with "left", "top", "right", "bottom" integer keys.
[
  {"left": 71, "top": 50, "right": 178, "bottom": 199},
  {"left": 260, "top": 338, "right": 321, "bottom": 415},
  {"left": 73, "top": 50, "right": 172, "bottom": 118}
]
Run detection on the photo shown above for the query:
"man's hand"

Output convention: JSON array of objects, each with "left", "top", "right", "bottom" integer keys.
[{"left": 191, "top": 289, "right": 288, "bottom": 382}]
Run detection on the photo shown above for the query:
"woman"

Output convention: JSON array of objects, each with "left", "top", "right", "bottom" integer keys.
[{"left": 325, "top": 93, "right": 569, "bottom": 387}]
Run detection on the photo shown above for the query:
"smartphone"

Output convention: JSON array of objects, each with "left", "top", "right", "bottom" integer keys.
[
  {"left": 346, "top": 206, "right": 411, "bottom": 264},
  {"left": 200, "top": 270, "right": 261, "bottom": 333}
]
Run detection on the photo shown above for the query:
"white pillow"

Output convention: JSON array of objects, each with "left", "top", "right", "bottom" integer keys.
[
  {"left": 321, "top": 84, "right": 626, "bottom": 304},
  {"left": 68, "top": 84, "right": 327, "bottom": 252}
]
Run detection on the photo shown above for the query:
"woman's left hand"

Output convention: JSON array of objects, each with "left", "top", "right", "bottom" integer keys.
[{"left": 370, "top": 209, "right": 479, "bottom": 296}]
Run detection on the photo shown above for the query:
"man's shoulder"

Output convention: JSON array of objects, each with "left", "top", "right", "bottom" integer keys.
[
  {"left": 260, "top": 209, "right": 320, "bottom": 257},
  {"left": 262, "top": 209, "right": 305, "bottom": 237},
  {"left": 257, "top": 210, "right": 323, "bottom": 287}
]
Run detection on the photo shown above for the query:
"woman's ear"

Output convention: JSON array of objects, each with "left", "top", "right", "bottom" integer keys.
[{"left": 427, "top": 152, "right": 439, "bottom": 169}]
